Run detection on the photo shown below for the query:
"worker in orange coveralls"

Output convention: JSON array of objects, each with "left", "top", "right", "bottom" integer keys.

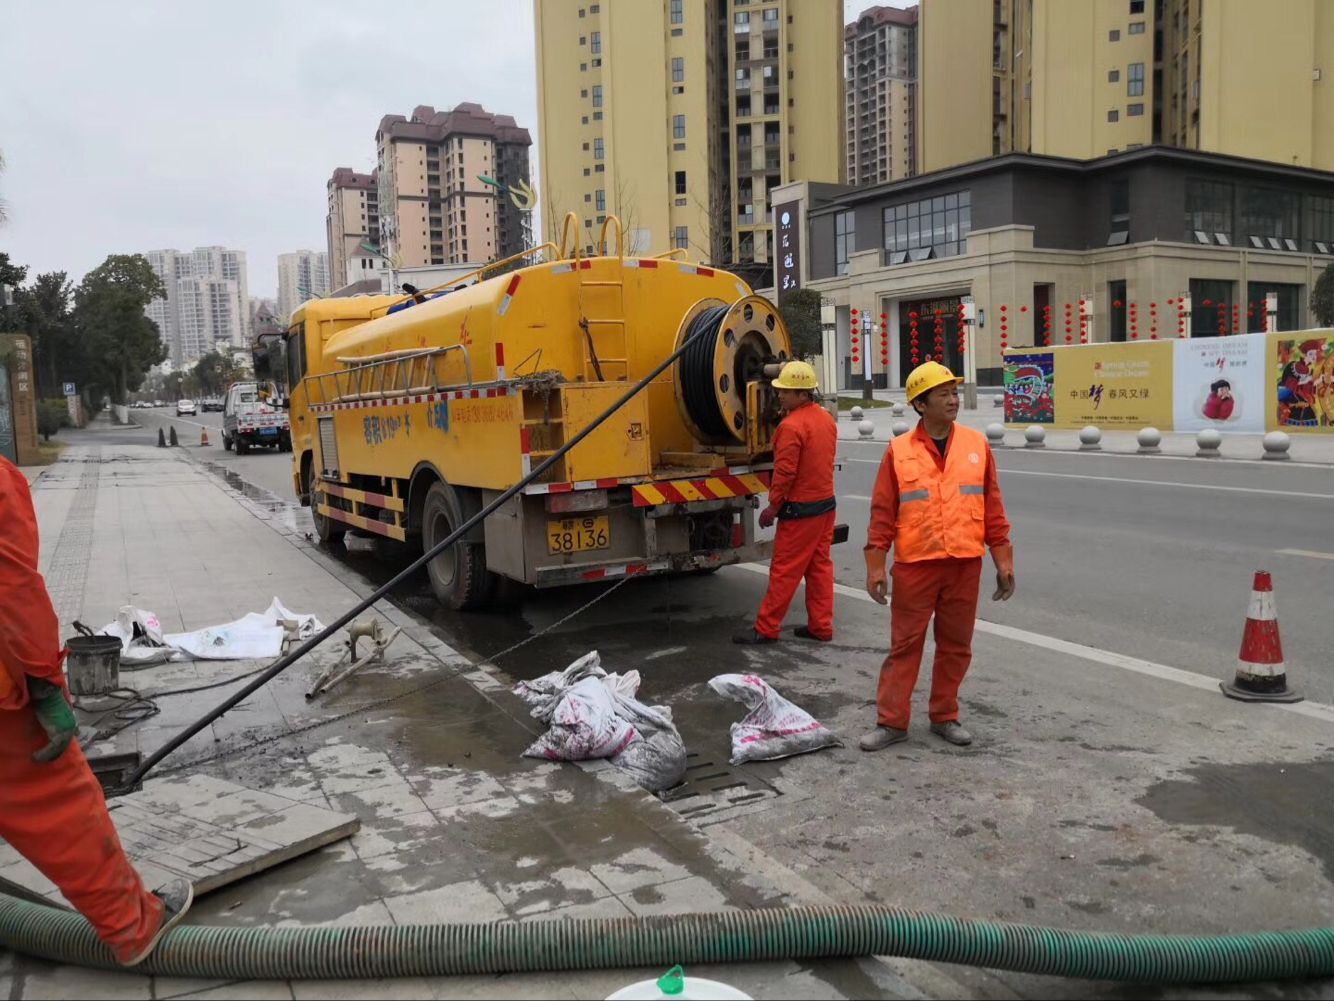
[
  {"left": 734, "top": 360, "right": 838, "bottom": 645},
  {"left": 0, "top": 455, "right": 192, "bottom": 966},
  {"left": 860, "top": 362, "right": 1015, "bottom": 750}
]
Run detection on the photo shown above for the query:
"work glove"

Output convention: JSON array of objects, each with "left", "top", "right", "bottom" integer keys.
[
  {"left": 27, "top": 676, "right": 77, "bottom": 764},
  {"left": 991, "top": 544, "right": 1016, "bottom": 602},
  {"left": 865, "top": 547, "right": 889, "bottom": 606},
  {"left": 758, "top": 504, "right": 778, "bottom": 530}
]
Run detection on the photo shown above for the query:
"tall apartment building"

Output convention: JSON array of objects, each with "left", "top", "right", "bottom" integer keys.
[
  {"left": 535, "top": 0, "right": 843, "bottom": 270},
  {"left": 326, "top": 168, "right": 379, "bottom": 290},
  {"left": 144, "top": 247, "right": 250, "bottom": 367},
  {"left": 917, "top": 0, "right": 1334, "bottom": 174},
  {"left": 276, "top": 250, "right": 330, "bottom": 324},
  {"left": 375, "top": 103, "right": 532, "bottom": 268},
  {"left": 845, "top": 6, "right": 918, "bottom": 186}
]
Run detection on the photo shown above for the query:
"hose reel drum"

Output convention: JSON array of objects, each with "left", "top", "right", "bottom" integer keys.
[{"left": 673, "top": 296, "right": 792, "bottom": 447}]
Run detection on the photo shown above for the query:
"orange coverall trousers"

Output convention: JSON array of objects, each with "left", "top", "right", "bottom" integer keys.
[
  {"left": 0, "top": 705, "right": 164, "bottom": 963},
  {"left": 876, "top": 556, "right": 982, "bottom": 729},
  {"left": 754, "top": 511, "right": 836, "bottom": 641}
]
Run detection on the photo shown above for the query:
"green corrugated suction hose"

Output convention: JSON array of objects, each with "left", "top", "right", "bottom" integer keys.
[{"left": 2, "top": 894, "right": 1332, "bottom": 984}]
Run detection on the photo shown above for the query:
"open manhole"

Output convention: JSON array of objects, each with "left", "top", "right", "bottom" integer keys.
[{"left": 658, "top": 752, "right": 782, "bottom": 821}]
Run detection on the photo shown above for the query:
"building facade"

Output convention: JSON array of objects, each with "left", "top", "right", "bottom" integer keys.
[
  {"left": 277, "top": 250, "right": 330, "bottom": 324},
  {"left": 375, "top": 103, "right": 532, "bottom": 268},
  {"left": 845, "top": 6, "right": 918, "bottom": 186},
  {"left": 145, "top": 247, "right": 250, "bottom": 367},
  {"left": 326, "top": 168, "right": 379, "bottom": 290},
  {"left": 917, "top": 0, "right": 1334, "bottom": 174},
  {"left": 780, "top": 146, "right": 1334, "bottom": 388},
  {"left": 534, "top": 0, "right": 843, "bottom": 273}
]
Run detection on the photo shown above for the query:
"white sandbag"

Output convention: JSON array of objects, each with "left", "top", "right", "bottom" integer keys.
[
  {"left": 98, "top": 598, "right": 326, "bottom": 663},
  {"left": 708, "top": 673, "right": 840, "bottom": 765},
  {"left": 610, "top": 698, "right": 688, "bottom": 792},
  {"left": 521, "top": 675, "right": 638, "bottom": 762},
  {"left": 97, "top": 607, "right": 176, "bottom": 666}
]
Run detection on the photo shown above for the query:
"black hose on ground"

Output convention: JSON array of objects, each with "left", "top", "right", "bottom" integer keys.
[{"left": 122, "top": 304, "right": 726, "bottom": 790}]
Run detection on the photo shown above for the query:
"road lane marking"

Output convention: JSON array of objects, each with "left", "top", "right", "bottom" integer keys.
[
  {"left": 731, "top": 562, "right": 1334, "bottom": 725},
  {"left": 840, "top": 465, "right": 1331, "bottom": 500},
  {"left": 1278, "top": 548, "right": 1334, "bottom": 561}
]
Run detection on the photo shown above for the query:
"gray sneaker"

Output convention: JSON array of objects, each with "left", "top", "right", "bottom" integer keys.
[
  {"left": 120, "top": 878, "right": 193, "bottom": 967},
  {"left": 859, "top": 725, "right": 909, "bottom": 752},
  {"left": 929, "top": 721, "right": 973, "bottom": 746}
]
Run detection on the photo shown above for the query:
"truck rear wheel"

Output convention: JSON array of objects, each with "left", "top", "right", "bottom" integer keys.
[
  {"left": 236, "top": 438, "right": 250, "bottom": 456},
  {"left": 422, "top": 481, "right": 496, "bottom": 611},
  {"left": 308, "top": 464, "right": 345, "bottom": 546},
  {"left": 222, "top": 434, "right": 232, "bottom": 452}
]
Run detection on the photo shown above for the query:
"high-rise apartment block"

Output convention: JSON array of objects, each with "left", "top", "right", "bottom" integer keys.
[
  {"left": 375, "top": 103, "right": 532, "bottom": 268},
  {"left": 144, "top": 247, "right": 250, "bottom": 367},
  {"left": 535, "top": 0, "right": 843, "bottom": 270},
  {"left": 277, "top": 250, "right": 330, "bottom": 324},
  {"left": 327, "top": 168, "right": 379, "bottom": 290},
  {"left": 845, "top": 6, "right": 918, "bottom": 186},
  {"left": 916, "top": 0, "right": 1334, "bottom": 174}
]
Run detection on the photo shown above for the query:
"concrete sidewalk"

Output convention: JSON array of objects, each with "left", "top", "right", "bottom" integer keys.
[
  {"left": 4, "top": 444, "right": 937, "bottom": 1000},
  {"left": 832, "top": 397, "right": 1334, "bottom": 464}
]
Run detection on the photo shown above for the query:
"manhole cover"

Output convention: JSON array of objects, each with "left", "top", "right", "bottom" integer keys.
[{"left": 659, "top": 752, "right": 781, "bottom": 822}]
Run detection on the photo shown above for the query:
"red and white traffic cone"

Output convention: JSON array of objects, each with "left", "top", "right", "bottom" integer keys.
[{"left": 1221, "top": 571, "right": 1302, "bottom": 703}]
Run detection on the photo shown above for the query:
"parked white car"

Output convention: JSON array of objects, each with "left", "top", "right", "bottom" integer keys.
[{"left": 176, "top": 399, "right": 197, "bottom": 416}]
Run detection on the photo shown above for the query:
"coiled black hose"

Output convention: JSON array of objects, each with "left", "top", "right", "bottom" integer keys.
[{"left": 677, "top": 304, "right": 731, "bottom": 440}]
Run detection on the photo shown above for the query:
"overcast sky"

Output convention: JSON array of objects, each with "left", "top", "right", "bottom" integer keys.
[{"left": 2, "top": 0, "right": 905, "bottom": 298}]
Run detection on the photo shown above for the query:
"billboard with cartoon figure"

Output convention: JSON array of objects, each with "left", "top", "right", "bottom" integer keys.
[
  {"left": 1003, "top": 353, "right": 1054, "bottom": 423},
  {"left": 1173, "top": 333, "right": 1265, "bottom": 433},
  {"left": 1275, "top": 335, "right": 1334, "bottom": 431}
]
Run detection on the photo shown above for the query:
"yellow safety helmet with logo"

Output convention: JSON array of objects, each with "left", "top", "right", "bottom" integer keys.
[
  {"left": 905, "top": 360, "right": 962, "bottom": 402},
  {"left": 771, "top": 360, "right": 819, "bottom": 391}
]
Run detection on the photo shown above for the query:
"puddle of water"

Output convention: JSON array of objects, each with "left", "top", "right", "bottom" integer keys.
[{"left": 1136, "top": 760, "right": 1334, "bottom": 880}]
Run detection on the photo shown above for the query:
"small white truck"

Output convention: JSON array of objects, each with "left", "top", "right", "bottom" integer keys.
[{"left": 222, "top": 381, "right": 291, "bottom": 455}]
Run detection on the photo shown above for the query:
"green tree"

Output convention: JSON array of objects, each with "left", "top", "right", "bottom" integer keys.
[
  {"left": 14, "top": 272, "right": 76, "bottom": 397},
  {"left": 777, "top": 287, "right": 824, "bottom": 360},
  {"left": 37, "top": 400, "right": 68, "bottom": 441},
  {"left": 1313, "top": 262, "right": 1334, "bottom": 328},
  {"left": 71, "top": 254, "right": 167, "bottom": 403},
  {"left": 0, "top": 252, "right": 27, "bottom": 329},
  {"left": 191, "top": 350, "right": 242, "bottom": 396}
]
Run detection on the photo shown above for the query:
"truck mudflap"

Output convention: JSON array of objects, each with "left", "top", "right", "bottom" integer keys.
[{"left": 532, "top": 539, "right": 775, "bottom": 588}]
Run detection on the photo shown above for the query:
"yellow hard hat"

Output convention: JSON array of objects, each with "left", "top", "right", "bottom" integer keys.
[
  {"left": 771, "top": 360, "right": 818, "bottom": 391},
  {"left": 905, "top": 360, "right": 962, "bottom": 402}
]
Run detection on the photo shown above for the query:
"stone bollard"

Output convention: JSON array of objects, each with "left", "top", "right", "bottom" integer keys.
[
  {"left": 985, "top": 423, "right": 1006, "bottom": 448},
  {"left": 1195, "top": 428, "right": 1222, "bottom": 458},
  {"left": 849, "top": 405, "right": 864, "bottom": 422},
  {"left": 1261, "top": 431, "right": 1291, "bottom": 461},
  {"left": 168, "top": 426, "right": 179, "bottom": 447},
  {"left": 1079, "top": 426, "right": 1103, "bottom": 451},
  {"left": 892, "top": 402, "right": 905, "bottom": 417},
  {"left": 891, "top": 420, "right": 910, "bottom": 437},
  {"left": 1024, "top": 425, "right": 1046, "bottom": 449},
  {"left": 1137, "top": 427, "right": 1162, "bottom": 455},
  {"left": 858, "top": 419, "right": 875, "bottom": 438},
  {"left": 157, "top": 427, "right": 167, "bottom": 448}
]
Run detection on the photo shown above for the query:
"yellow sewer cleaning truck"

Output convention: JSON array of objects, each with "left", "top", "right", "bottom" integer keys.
[{"left": 283, "top": 220, "right": 801, "bottom": 610}]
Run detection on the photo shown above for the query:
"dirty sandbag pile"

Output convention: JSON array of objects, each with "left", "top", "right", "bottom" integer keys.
[
  {"left": 96, "top": 598, "right": 324, "bottom": 666},
  {"left": 513, "top": 651, "right": 688, "bottom": 792},
  {"left": 708, "top": 673, "right": 841, "bottom": 765}
]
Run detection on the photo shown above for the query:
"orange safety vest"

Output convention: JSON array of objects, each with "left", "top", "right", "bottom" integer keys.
[{"left": 889, "top": 423, "right": 989, "bottom": 562}]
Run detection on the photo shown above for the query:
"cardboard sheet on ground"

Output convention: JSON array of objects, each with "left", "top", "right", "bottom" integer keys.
[{"left": 97, "top": 598, "right": 324, "bottom": 664}]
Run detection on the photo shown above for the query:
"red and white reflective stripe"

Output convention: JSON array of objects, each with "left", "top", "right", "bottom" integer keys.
[
  {"left": 622, "top": 259, "right": 660, "bottom": 270},
  {"left": 551, "top": 262, "right": 574, "bottom": 275},
  {"left": 521, "top": 462, "right": 774, "bottom": 496},
  {"left": 519, "top": 426, "right": 532, "bottom": 476},
  {"left": 735, "top": 282, "right": 748, "bottom": 297},
  {"left": 308, "top": 386, "right": 511, "bottom": 413},
  {"left": 578, "top": 561, "right": 670, "bottom": 582},
  {"left": 678, "top": 263, "right": 716, "bottom": 278},
  {"left": 497, "top": 274, "right": 522, "bottom": 316},
  {"left": 495, "top": 343, "right": 506, "bottom": 381}
]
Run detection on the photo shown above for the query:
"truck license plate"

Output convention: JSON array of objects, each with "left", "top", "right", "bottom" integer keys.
[
  {"left": 547, "top": 515, "right": 610, "bottom": 554},
  {"left": 259, "top": 427, "right": 278, "bottom": 437}
]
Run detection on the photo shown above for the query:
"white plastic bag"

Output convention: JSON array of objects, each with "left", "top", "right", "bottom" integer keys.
[
  {"left": 98, "top": 598, "right": 325, "bottom": 663},
  {"left": 521, "top": 675, "right": 638, "bottom": 761},
  {"left": 515, "top": 651, "right": 688, "bottom": 790},
  {"left": 708, "top": 673, "right": 840, "bottom": 765},
  {"left": 97, "top": 607, "right": 175, "bottom": 666}
]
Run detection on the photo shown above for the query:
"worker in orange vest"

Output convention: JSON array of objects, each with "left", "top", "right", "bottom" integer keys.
[
  {"left": 735, "top": 360, "right": 839, "bottom": 645},
  {"left": 0, "top": 456, "right": 192, "bottom": 965},
  {"left": 860, "top": 362, "right": 1015, "bottom": 750}
]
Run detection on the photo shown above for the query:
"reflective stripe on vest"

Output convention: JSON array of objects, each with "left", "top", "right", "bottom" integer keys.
[{"left": 889, "top": 424, "right": 989, "bottom": 562}]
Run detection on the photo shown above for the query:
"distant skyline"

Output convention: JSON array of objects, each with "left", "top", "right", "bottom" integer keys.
[{"left": 1, "top": 1, "right": 907, "bottom": 299}]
